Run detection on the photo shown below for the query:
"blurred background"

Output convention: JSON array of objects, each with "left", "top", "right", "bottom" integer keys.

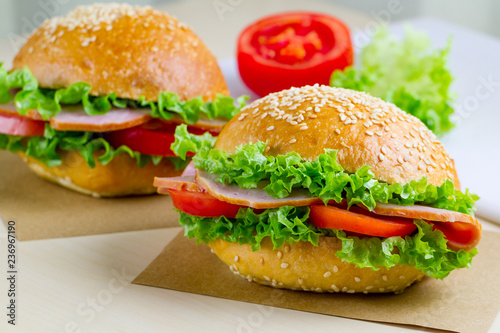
[{"left": 1, "top": 0, "right": 499, "bottom": 59}]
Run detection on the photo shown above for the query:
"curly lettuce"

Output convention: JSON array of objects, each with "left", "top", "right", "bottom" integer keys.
[
  {"left": 175, "top": 137, "right": 477, "bottom": 215},
  {"left": 330, "top": 26, "right": 455, "bottom": 136},
  {"left": 179, "top": 207, "right": 477, "bottom": 279},
  {"left": 0, "top": 125, "right": 190, "bottom": 170},
  {"left": 0, "top": 63, "right": 248, "bottom": 123}
]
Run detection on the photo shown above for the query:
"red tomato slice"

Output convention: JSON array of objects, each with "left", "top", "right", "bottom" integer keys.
[
  {"left": 103, "top": 121, "right": 209, "bottom": 157},
  {"left": 309, "top": 205, "right": 417, "bottom": 238},
  {"left": 237, "top": 11, "right": 353, "bottom": 96},
  {"left": 0, "top": 112, "right": 46, "bottom": 136},
  {"left": 169, "top": 188, "right": 244, "bottom": 218}
]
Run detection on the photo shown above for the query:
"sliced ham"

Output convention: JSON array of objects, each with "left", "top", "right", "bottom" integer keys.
[
  {"left": 195, "top": 170, "right": 322, "bottom": 209},
  {"left": 367, "top": 202, "right": 478, "bottom": 224},
  {"left": 50, "top": 107, "right": 152, "bottom": 132},
  {"left": 0, "top": 102, "right": 44, "bottom": 121},
  {"left": 154, "top": 176, "right": 204, "bottom": 194},
  {"left": 167, "top": 116, "right": 227, "bottom": 133}
]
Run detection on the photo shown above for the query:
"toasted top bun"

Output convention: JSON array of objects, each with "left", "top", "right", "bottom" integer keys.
[
  {"left": 215, "top": 85, "right": 459, "bottom": 188},
  {"left": 12, "top": 3, "right": 228, "bottom": 102}
]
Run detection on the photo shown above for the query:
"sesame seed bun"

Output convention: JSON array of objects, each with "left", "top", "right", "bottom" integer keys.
[
  {"left": 12, "top": 3, "right": 228, "bottom": 102},
  {"left": 211, "top": 85, "right": 460, "bottom": 293},
  {"left": 11, "top": 4, "right": 228, "bottom": 197},
  {"left": 18, "top": 150, "right": 182, "bottom": 197},
  {"left": 209, "top": 237, "right": 425, "bottom": 294},
  {"left": 215, "top": 85, "right": 459, "bottom": 189}
]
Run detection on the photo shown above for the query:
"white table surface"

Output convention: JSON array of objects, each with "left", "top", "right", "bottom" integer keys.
[{"left": 1, "top": 1, "right": 500, "bottom": 332}]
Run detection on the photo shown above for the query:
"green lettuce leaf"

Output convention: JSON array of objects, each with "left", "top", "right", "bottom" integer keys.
[
  {"left": 190, "top": 141, "right": 477, "bottom": 215},
  {"left": 170, "top": 124, "right": 217, "bottom": 160},
  {"left": 0, "top": 63, "right": 248, "bottom": 122},
  {"left": 178, "top": 207, "right": 477, "bottom": 279},
  {"left": 330, "top": 26, "right": 455, "bottom": 136},
  {"left": 0, "top": 125, "right": 190, "bottom": 170}
]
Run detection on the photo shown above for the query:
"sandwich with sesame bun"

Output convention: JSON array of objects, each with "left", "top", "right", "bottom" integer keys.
[
  {"left": 0, "top": 3, "right": 246, "bottom": 197},
  {"left": 154, "top": 85, "right": 481, "bottom": 294}
]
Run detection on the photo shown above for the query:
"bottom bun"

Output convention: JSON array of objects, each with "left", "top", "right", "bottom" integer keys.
[
  {"left": 209, "top": 236, "right": 425, "bottom": 294},
  {"left": 19, "top": 150, "right": 182, "bottom": 197}
]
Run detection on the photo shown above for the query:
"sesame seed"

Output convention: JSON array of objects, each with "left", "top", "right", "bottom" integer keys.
[
  {"left": 382, "top": 275, "right": 388, "bottom": 281},
  {"left": 354, "top": 277, "right": 361, "bottom": 282},
  {"left": 366, "top": 286, "right": 373, "bottom": 290},
  {"left": 264, "top": 276, "right": 271, "bottom": 281},
  {"left": 427, "top": 165, "right": 434, "bottom": 172},
  {"left": 266, "top": 126, "right": 275, "bottom": 131},
  {"left": 300, "top": 126, "right": 308, "bottom": 131},
  {"left": 333, "top": 266, "right": 338, "bottom": 273},
  {"left": 379, "top": 288, "right": 385, "bottom": 292},
  {"left": 324, "top": 272, "right": 332, "bottom": 278},
  {"left": 260, "top": 258, "right": 264, "bottom": 264},
  {"left": 342, "top": 287, "right": 348, "bottom": 292},
  {"left": 399, "top": 275, "right": 405, "bottom": 279},
  {"left": 290, "top": 121, "right": 298, "bottom": 125},
  {"left": 298, "top": 278, "right": 303, "bottom": 284},
  {"left": 381, "top": 147, "right": 388, "bottom": 154},
  {"left": 366, "top": 130, "right": 374, "bottom": 136},
  {"left": 397, "top": 156, "right": 404, "bottom": 164},
  {"left": 347, "top": 290, "right": 355, "bottom": 293},
  {"left": 234, "top": 256, "right": 239, "bottom": 262},
  {"left": 378, "top": 154, "right": 385, "bottom": 161},
  {"left": 289, "top": 138, "right": 297, "bottom": 144},
  {"left": 281, "top": 263, "right": 289, "bottom": 269},
  {"left": 335, "top": 129, "right": 341, "bottom": 135},
  {"left": 277, "top": 251, "right": 282, "bottom": 259}
]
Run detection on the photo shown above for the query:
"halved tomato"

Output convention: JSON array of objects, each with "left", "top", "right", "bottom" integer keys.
[
  {"left": 0, "top": 112, "right": 46, "bottom": 136},
  {"left": 309, "top": 205, "right": 417, "bottom": 238},
  {"left": 237, "top": 11, "right": 353, "bottom": 96},
  {"left": 169, "top": 188, "right": 244, "bottom": 218}
]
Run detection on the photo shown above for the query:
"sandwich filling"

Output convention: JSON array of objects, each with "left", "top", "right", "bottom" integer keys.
[
  {"left": 154, "top": 125, "right": 481, "bottom": 279},
  {"left": 0, "top": 65, "right": 247, "bottom": 168}
]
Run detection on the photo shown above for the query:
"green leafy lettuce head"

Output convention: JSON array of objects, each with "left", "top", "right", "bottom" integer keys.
[
  {"left": 0, "top": 3, "right": 245, "bottom": 197},
  {"left": 331, "top": 25, "right": 455, "bottom": 136},
  {"left": 168, "top": 85, "right": 480, "bottom": 294}
]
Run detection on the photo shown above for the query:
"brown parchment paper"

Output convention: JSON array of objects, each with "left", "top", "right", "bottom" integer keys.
[
  {"left": 0, "top": 151, "right": 179, "bottom": 241},
  {"left": 134, "top": 230, "right": 500, "bottom": 333}
]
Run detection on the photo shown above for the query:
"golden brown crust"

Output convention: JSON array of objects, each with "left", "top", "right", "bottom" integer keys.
[
  {"left": 13, "top": 4, "right": 228, "bottom": 102},
  {"left": 215, "top": 85, "right": 460, "bottom": 189},
  {"left": 209, "top": 237, "right": 425, "bottom": 293},
  {"left": 18, "top": 150, "right": 182, "bottom": 197}
]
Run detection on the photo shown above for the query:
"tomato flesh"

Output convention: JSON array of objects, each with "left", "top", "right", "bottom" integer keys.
[
  {"left": 237, "top": 11, "right": 353, "bottom": 96},
  {"left": 309, "top": 205, "right": 417, "bottom": 238},
  {"left": 0, "top": 112, "right": 46, "bottom": 136},
  {"left": 103, "top": 121, "right": 209, "bottom": 157},
  {"left": 169, "top": 189, "right": 244, "bottom": 218}
]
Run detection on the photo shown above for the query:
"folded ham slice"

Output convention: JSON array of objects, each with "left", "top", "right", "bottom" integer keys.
[
  {"left": 195, "top": 170, "right": 322, "bottom": 209},
  {"left": 0, "top": 102, "right": 44, "bottom": 121},
  {"left": 154, "top": 176, "right": 203, "bottom": 194},
  {"left": 50, "top": 107, "right": 152, "bottom": 132}
]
